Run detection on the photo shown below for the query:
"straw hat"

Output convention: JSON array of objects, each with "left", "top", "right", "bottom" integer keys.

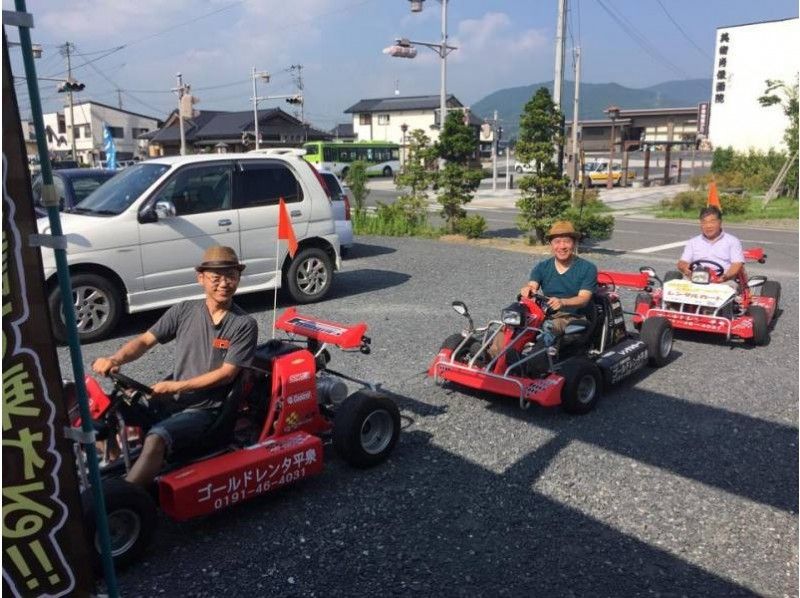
[
  {"left": 546, "top": 220, "right": 581, "bottom": 241},
  {"left": 195, "top": 246, "right": 246, "bottom": 272}
]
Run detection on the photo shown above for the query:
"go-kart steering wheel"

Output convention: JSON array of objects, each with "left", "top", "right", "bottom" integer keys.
[
  {"left": 689, "top": 259, "right": 725, "bottom": 277},
  {"left": 109, "top": 371, "right": 153, "bottom": 396},
  {"left": 518, "top": 290, "right": 556, "bottom": 317}
]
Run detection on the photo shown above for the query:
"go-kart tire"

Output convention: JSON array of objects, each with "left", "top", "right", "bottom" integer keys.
[
  {"left": 440, "top": 333, "right": 465, "bottom": 351},
  {"left": 663, "top": 270, "right": 683, "bottom": 283},
  {"left": 284, "top": 247, "right": 333, "bottom": 304},
  {"left": 747, "top": 305, "right": 769, "bottom": 346},
  {"left": 81, "top": 478, "right": 157, "bottom": 572},
  {"left": 334, "top": 390, "right": 400, "bottom": 468},
  {"left": 640, "top": 316, "right": 673, "bottom": 367},
  {"left": 761, "top": 280, "right": 781, "bottom": 306},
  {"left": 48, "top": 273, "right": 122, "bottom": 343},
  {"left": 560, "top": 358, "right": 602, "bottom": 415}
]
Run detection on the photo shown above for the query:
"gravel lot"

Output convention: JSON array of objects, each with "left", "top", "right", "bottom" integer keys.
[{"left": 67, "top": 236, "right": 799, "bottom": 597}]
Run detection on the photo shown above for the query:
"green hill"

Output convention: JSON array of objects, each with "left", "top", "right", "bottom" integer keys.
[{"left": 471, "top": 79, "right": 711, "bottom": 140}]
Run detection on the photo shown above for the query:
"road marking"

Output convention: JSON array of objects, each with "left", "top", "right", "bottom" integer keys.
[{"left": 632, "top": 241, "right": 686, "bottom": 254}]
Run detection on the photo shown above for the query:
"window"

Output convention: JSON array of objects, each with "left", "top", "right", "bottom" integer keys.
[
  {"left": 72, "top": 126, "right": 81, "bottom": 139},
  {"left": 77, "top": 163, "right": 170, "bottom": 215},
  {"left": 71, "top": 175, "right": 114, "bottom": 203},
  {"left": 323, "top": 147, "right": 336, "bottom": 162},
  {"left": 57, "top": 116, "right": 66, "bottom": 134},
  {"left": 84, "top": 125, "right": 91, "bottom": 137},
  {"left": 109, "top": 126, "right": 124, "bottom": 139},
  {"left": 304, "top": 143, "right": 319, "bottom": 156},
  {"left": 131, "top": 127, "right": 150, "bottom": 138},
  {"left": 377, "top": 114, "right": 390, "bottom": 125},
  {"left": 152, "top": 163, "right": 232, "bottom": 216},
  {"left": 320, "top": 172, "right": 343, "bottom": 199},
  {"left": 359, "top": 114, "right": 372, "bottom": 126},
  {"left": 235, "top": 161, "right": 303, "bottom": 208}
]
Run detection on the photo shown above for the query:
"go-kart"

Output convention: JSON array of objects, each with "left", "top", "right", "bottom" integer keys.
[
  {"left": 632, "top": 247, "right": 780, "bottom": 345},
  {"left": 68, "top": 308, "right": 400, "bottom": 569},
  {"left": 428, "top": 270, "right": 674, "bottom": 415}
]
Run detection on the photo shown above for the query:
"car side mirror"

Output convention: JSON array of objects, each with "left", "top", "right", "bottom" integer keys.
[
  {"left": 154, "top": 200, "right": 176, "bottom": 219},
  {"left": 452, "top": 301, "right": 468, "bottom": 316},
  {"left": 639, "top": 267, "right": 656, "bottom": 278}
]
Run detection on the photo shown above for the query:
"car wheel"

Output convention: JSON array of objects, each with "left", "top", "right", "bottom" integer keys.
[
  {"left": 515, "top": 166, "right": 523, "bottom": 173},
  {"left": 382, "top": 166, "right": 393, "bottom": 177},
  {"left": 340, "top": 167, "right": 349, "bottom": 180},
  {"left": 560, "top": 358, "right": 602, "bottom": 415},
  {"left": 333, "top": 390, "right": 400, "bottom": 468},
  {"left": 760, "top": 280, "right": 781, "bottom": 306},
  {"left": 284, "top": 247, "right": 333, "bottom": 304},
  {"left": 48, "top": 273, "right": 122, "bottom": 343},
  {"left": 663, "top": 270, "right": 683, "bottom": 283},
  {"left": 640, "top": 316, "right": 673, "bottom": 367},
  {"left": 747, "top": 305, "right": 769, "bottom": 346},
  {"left": 81, "top": 478, "right": 157, "bottom": 571}
]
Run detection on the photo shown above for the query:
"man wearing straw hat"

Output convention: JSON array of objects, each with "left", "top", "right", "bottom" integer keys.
[
  {"left": 92, "top": 246, "right": 258, "bottom": 486},
  {"left": 519, "top": 221, "right": 597, "bottom": 350}
]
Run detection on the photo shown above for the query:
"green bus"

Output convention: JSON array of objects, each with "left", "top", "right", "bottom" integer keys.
[{"left": 302, "top": 141, "right": 400, "bottom": 178}]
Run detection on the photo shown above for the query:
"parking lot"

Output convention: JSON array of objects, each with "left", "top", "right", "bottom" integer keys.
[{"left": 65, "top": 236, "right": 798, "bottom": 597}]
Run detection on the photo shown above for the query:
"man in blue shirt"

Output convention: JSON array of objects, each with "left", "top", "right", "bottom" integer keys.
[{"left": 519, "top": 221, "right": 598, "bottom": 348}]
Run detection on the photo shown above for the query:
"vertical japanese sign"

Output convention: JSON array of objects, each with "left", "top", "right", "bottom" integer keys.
[{"left": 2, "top": 34, "right": 94, "bottom": 597}]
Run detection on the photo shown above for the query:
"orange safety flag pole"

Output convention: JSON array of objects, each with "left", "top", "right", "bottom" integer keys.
[
  {"left": 278, "top": 197, "right": 298, "bottom": 258},
  {"left": 707, "top": 180, "right": 722, "bottom": 211}
]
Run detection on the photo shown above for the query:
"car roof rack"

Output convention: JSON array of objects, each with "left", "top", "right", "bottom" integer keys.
[{"left": 247, "top": 147, "right": 307, "bottom": 156}]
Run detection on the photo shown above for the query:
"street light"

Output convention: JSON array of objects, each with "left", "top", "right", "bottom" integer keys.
[
  {"left": 605, "top": 104, "right": 620, "bottom": 190},
  {"left": 400, "top": 122, "right": 408, "bottom": 167}
]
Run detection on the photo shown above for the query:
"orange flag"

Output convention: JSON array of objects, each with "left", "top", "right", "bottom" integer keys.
[
  {"left": 278, "top": 198, "right": 298, "bottom": 258},
  {"left": 707, "top": 180, "right": 722, "bottom": 211}
]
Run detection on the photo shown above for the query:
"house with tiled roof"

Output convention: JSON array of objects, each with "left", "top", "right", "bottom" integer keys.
[
  {"left": 142, "top": 107, "right": 331, "bottom": 156},
  {"left": 343, "top": 94, "right": 482, "bottom": 144}
]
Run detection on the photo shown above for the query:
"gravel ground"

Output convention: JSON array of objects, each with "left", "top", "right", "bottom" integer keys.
[{"left": 65, "top": 236, "right": 799, "bottom": 598}]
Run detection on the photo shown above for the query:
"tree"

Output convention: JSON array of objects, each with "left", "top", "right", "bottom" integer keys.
[
  {"left": 433, "top": 111, "right": 482, "bottom": 232},
  {"left": 758, "top": 77, "right": 799, "bottom": 198},
  {"left": 395, "top": 129, "right": 436, "bottom": 226},
  {"left": 515, "top": 87, "right": 572, "bottom": 244},
  {"left": 345, "top": 160, "right": 370, "bottom": 214}
]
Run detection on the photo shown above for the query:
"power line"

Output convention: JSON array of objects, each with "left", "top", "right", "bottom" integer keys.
[
  {"left": 595, "top": 0, "right": 689, "bottom": 79},
  {"left": 653, "top": 0, "right": 712, "bottom": 59}
]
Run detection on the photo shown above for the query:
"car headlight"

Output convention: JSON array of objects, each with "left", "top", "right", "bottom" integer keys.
[
  {"left": 691, "top": 270, "right": 710, "bottom": 284},
  {"left": 501, "top": 308, "right": 522, "bottom": 326}
]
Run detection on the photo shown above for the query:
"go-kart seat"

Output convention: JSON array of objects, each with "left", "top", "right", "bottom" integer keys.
[{"left": 560, "top": 295, "right": 602, "bottom": 350}]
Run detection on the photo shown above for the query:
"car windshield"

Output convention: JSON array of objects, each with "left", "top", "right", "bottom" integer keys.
[
  {"left": 71, "top": 174, "right": 116, "bottom": 203},
  {"left": 73, "top": 163, "right": 170, "bottom": 215}
]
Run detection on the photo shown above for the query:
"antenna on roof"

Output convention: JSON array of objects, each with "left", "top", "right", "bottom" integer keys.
[{"left": 394, "top": 79, "right": 400, "bottom": 96}]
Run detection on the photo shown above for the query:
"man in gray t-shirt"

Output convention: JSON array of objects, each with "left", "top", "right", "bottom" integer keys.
[{"left": 92, "top": 246, "right": 258, "bottom": 487}]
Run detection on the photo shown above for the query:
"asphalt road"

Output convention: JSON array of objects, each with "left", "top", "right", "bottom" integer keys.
[{"left": 70, "top": 237, "right": 798, "bottom": 597}]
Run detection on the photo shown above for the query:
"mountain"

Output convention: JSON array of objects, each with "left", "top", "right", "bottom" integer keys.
[{"left": 471, "top": 79, "right": 711, "bottom": 140}]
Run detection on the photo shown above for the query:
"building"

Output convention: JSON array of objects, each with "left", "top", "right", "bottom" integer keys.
[
  {"left": 330, "top": 123, "right": 356, "bottom": 141},
  {"left": 707, "top": 17, "right": 799, "bottom": 152},
  {"left": 143, "top": 107, "right": 331, "bottom": 156},
  {"left": 40, "top": 100, "right": 161, "bottom": 165},
  {"left": 343, "top": 94, "right": 483, "bottom": 145}
]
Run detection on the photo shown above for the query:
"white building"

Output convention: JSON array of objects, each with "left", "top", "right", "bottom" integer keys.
[
  {"left": 343, "top": 94, "right": 482, "bottom": 145},
  {"left": 40, "top": 100, "right": 161, "bottom": 165},
  {"left": 707, "top": 17, "right": 799, "bottom": 152}
]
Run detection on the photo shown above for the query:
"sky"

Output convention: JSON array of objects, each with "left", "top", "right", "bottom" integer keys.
[{"left": 5, "top": 0, "right": 798, "bottom": 129}]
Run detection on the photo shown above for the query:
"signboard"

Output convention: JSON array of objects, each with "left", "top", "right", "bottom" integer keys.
[
  {"left": 2, "top": 34, "right": 94, "bottom": 597},
  {"left": 696, "top": 102, "right": 710, "bottom": 137},
  {"left": 662, "top": 279, "right": 736, "bottom": 308}
]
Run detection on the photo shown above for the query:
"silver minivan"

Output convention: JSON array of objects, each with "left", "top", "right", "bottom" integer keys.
[{"left": 39, "top": 152, "right": 340, "bottom": 342}]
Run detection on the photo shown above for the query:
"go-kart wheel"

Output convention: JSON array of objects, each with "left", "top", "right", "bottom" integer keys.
[
  {"left": 560, "top": 358, "right": 602, "bottom": 415},
  {"left": 663, "top": 270, "right": 683, "bottom": 283},
  {"left": 640, "top": 316, "right": 673, "bottom": 367},
  {"left": 747, "top": 306, "right": 769, "bottom": 346},
  {"left": 333, "top": 390, "right": 400, "bottom": 468},
  {"left": 108, "top": 372, "right": 153, "bottom": 396},
  {"left": 761, "top": 280, "right": 781, "bottom": 306},
  {"left": 81, "top": 478, "right": 157, "bottom": 571},
  {"left": 440, "top": 333, "right": 465, "bottom": 351}
]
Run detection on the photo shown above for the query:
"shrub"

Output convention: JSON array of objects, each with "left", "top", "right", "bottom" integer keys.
[
  {"left": 352, "top": 203, "right": 438, "bottom": 237},
  {"left": 719, "top": 193, "right": 750, "bottom": 214},
  {"left": 662, "top": 190, "right": 706, "bottom": 212},
  {"left": 455, "top": 214, "right": 487, "bottom": 239},
  {"left": 564, "top": 207, "right": 615, "bottom": 241}
]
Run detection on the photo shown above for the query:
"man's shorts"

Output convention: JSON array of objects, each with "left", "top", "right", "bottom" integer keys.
[{"left": 148, "top": 409, "right": 218, "bottom": 456}]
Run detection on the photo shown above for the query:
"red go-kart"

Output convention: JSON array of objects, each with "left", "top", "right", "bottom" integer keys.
[
  {"left": 632, "top": 247, "right": 781, "bottom": 345},
  {"left": 428, "top": 270, "right": 674, "bottom": 415},
  {"left": 68, "top": 309, "right": 400, "bottom": 568}
]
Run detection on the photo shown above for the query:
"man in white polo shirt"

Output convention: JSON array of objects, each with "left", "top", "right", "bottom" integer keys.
[{"left": 677, "top": 205, "right": 744, "bottom": 290}]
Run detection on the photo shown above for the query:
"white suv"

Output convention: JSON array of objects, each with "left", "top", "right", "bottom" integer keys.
[{"left": 39, "top": 152, "right": 340, "bottom": 342}]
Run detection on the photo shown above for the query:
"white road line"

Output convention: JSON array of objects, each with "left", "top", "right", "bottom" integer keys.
[{"left": 632, "top": 241, "right": 687, "bottom": 254}]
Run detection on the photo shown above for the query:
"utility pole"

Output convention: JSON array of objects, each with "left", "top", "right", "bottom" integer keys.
[
  {"left": 570, "top": 47, "right": 581, "bottom": 201},
  {"left": 492, "top": 109, "right": 498, "bottom": 191},
  {"left": 440, "top": 0, "right": 448, "bottom": 136},
  {"left": 117, "top": 88, "right": 123, "bottom": 109},
  {"left": 289, "top": 64, "right": 306, "bottom": 141},
  {"left": 553, "top": 0, "right": 567, "bottom": 175},
  {"left": 60, "top": 41, "right": 77, "bottom": 161},
  {"left": 172, "top": 73, "right": 188, "bottom": 155},
  {"left": 251, "top": 67, "right": 270, "bottom": 150}
]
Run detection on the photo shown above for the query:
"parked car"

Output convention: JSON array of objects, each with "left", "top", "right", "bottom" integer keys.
[
  {"left": 514, "top": 160, "right": 537, "bottom": 174},
  {"left": 581, "top": 161, "right": 636, "bottom": 187},
  {"left": 38, "top": 151, "right": 341, "bottom": 342},
  {"left": 316, "top": 168, "right": 354, "bottom": 254},
  {"left": 32, "top": 168, "right": 117, "bottom": 218}
]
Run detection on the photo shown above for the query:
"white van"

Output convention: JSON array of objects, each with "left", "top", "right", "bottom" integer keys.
[{"left": 39, "top": 152, "right": 340, "bottom": 342}]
